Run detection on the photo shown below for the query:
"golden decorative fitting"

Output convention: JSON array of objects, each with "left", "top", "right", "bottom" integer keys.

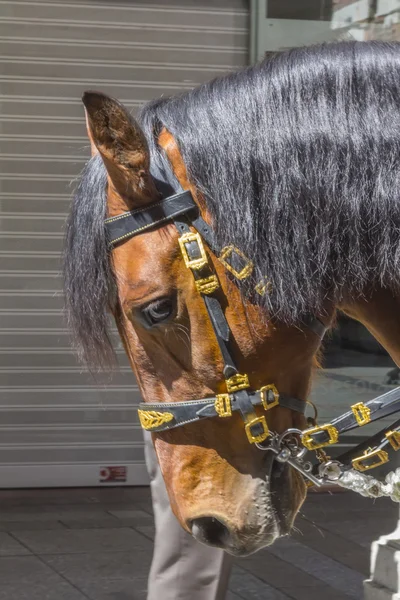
[
  {"left": 352, "top": 448, "right": 389, "bottom": 472},
  {"left": 178, "top": 232, "right": 208, "bottom": 270},
  {"left": 301, "top": 424, "right": 339, "bottom": 451},
  {"left": 214, "top": 394, "right": 232, "bottom": 418},
  {"left": 245, "top": 415, "right": 269, "bottom": 444},
  {"left": 138, "top": 409, "right": 174, "bottom": 430},
  {"left": 219, "top": 245, "right": 254, "bottom": 280},
  {"left": 226, "top": 373, "right": 250, "bottom": 393},
  {"left": 195, "top": 275, "right": 219, "bottom": 295},
  {"left": 385, "top": 430, "right": 400, "bottom": 451},
  {"left": 260, "top": 384, "right": 279, "bottom": 411},
  {"left": 351, "top": 402, "right": 371, "bottom": 426},
  {"left": 255, "top": 277, "right": 271, "bottom": 296}
]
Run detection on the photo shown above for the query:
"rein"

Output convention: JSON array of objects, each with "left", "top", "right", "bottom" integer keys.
[{"left": 105, "top": 179, "right": 400, "bottom": 491}]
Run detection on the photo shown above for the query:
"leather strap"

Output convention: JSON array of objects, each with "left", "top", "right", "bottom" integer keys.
[
  {"left": 335, "top": 417, "right": 400, "bottom": 471},
  {"left": 105, "top": 191, "right": 196, "bottom": 247},
  {"left": 308, "top": 386, "right": 400, "bottom": 447},
  {"left": 138, "top": 390, "right": 306, "bottom": 433},
  {"left": 309, "top": 417, "right": 400, "bottom": 483},
  {"left": 173, "top": 216, "right": 239, "bottom": 377}
]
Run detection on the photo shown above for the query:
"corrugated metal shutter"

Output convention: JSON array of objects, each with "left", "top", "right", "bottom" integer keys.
[{"left": 0, "top": 0, "right": 249, "bottom": 487}]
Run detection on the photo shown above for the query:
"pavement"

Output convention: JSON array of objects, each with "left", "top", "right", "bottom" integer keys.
[
  {"left": 1, "top": 345, "right": 399, "bottom": 600},
  {"left": 0, "top": 485, "right": 396, "bottom": 600}
]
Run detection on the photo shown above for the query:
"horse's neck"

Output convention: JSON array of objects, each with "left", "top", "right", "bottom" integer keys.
[{"left": 339, "top": 287, "right": 400, "bottom": 366}]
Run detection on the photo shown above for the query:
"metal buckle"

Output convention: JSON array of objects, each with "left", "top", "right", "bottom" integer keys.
[
  {"left": 351, "top": 402, "right": 371, "bottom": 426},
  {"left": 138, "top": 409, "right": 174, "bottom": 430},
  {"left": 255, "top": 277, "right": 271, "bottom": 296},
  {"left": 195, "top": 275, "right": 219, "bottom": 295},
  {"left": 260, "top": 384, "right": 279, "bottom": 410},
  {"left": 219, "top": 245, "right": 254, "bottom": 280},
  {"left": 226, "top": 373, "right": 250, "bottom": 392},
  {"left": 352, "top": 448, "right": 389, "bottom": 472},
  {"left": 214, "top": 394, "right": 232, "bottom": 418},
  {"left": 245, "top": 415, "right": 269, "bottom": 444},
  {"left": 301, "top": 424, "right": 339, "bottom": 451},
  {"left": 385, "top": 430, "right": 400, "bottom": 451},
  {"left": 178, "top": 232, "right": 208, "bottom": 270}
]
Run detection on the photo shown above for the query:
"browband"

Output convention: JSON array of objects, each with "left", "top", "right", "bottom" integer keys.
[{"left": 105, "top": 191, "right": 196, "bottom": 247}]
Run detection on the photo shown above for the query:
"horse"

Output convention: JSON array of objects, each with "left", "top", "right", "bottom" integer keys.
[{"left": 63, "top": 40, "right": 400, "bottom": 556}]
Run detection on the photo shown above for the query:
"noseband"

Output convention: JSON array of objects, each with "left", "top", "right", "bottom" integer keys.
[{"left": 105, "top": 175, "right": 400, "bottom": 489}]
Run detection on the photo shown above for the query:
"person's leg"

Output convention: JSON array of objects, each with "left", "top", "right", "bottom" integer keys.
[{"left": 144, "top": 431, "right": 232, "bottom": 600}]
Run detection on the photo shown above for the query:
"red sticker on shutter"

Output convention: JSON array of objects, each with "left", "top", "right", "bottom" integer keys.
[{"left": 99, "top": 466, "right": 127, "bottom": 483}]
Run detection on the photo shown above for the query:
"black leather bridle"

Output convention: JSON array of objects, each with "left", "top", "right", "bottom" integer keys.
[
  {"left": 106, "top": 187, "right": 322, "bottom": 444},
  {"left": 105, "top": 172, "right": 400, "bottom": 488}
]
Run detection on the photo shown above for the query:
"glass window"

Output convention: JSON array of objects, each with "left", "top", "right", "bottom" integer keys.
[{"left": 266, "top": 0, "right": 333, "bottom": 21}]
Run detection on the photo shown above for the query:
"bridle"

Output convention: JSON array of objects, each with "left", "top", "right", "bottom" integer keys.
[{"left": 105, "top": 169, "right": 400, "bottom": 490}]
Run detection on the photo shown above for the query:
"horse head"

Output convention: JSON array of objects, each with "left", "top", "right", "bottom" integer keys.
[
  {"left": 65, "top": 90, "right": 331, "bottom": 556},
  {"left": 64, "top": 41, "right": 400, "bottom": 554}
]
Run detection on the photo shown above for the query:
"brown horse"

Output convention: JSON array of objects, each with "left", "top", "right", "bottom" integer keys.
[{"left": 64, "top": 41, "right": 400, "bottom": 555}]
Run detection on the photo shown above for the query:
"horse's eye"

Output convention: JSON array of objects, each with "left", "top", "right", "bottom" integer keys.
[{"left": 141, "top": 297, "right": 174, "bottom": 327}]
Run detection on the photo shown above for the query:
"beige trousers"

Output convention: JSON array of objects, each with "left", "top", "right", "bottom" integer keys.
[{"left": 144, "top": 431, "right": 232, "bottom": 600}]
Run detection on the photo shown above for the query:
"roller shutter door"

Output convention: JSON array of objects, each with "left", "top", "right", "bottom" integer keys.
[{"left": 0, "top": 0, "right": 249, "bottom": 487}]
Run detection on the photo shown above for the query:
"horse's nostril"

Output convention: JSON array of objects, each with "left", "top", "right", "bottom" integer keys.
[{"left": 191, "top": 516, "right": 230, "bottom": 547}]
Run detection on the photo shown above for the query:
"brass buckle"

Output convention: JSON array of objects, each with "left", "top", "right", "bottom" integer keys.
[
  {"left": 195, "top": 275, "right": 219, "bottom": 295},
  {"left": 385, "top": 430, "right": 400, "bottom": 451},
  {"left": 351, "top": 402, "right": 371, "bottom": 426},
  {"left": 260, "top": 384, "right": 279, "bottom": 410},
  {"left": 179, "top": 232, "right": 208, "bottom": 270},
  {"left": 352, "top": 448, "right": 389, "bottom": 472},
  {"left": 214, "top": 394, "right": 232, "bottom": 418},
  {"left": 255, "top": 277, "right": 271, "bottom": 296},
  {"left": 138, "top": 409, "right": 174, "bottom": 430},
  {"left": 219, "top": 245, "right": 254, "bottom": 280},
  {"left": 245, "top": 415, "right": 269, "bottom": 444},
  {"left": 226, "top": 373, "right": 250, "bottom": 392},
  {"left": 301, "top": 424, "right": 339, "bottom": 451}
]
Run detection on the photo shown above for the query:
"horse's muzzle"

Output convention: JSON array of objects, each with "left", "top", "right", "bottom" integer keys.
[{"left": 189, "top": 512, "right": 279, "bottom": 556}]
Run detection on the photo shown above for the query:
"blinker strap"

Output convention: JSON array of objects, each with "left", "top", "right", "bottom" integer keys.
[
  {"left": 137, "top": 391, "right": 306, "bottom": 433},
  {"left": 105, "top": 191, "right": 196, "bottom": 248}
]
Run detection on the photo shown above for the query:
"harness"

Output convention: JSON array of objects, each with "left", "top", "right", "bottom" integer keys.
[{"left": 105, "top": 173, "right": 400, "bottom": 492}]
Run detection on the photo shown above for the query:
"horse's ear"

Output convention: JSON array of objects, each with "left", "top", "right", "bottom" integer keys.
[{"left": 82, "top": 91, "right": 158, "bottom": 205}]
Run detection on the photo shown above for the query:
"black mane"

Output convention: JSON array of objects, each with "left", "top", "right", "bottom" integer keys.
[
  {"left": 63, "top": 154, "right": 116, "bottom": 369},
  {"left": 64, "top": 41, "right": 400, "bottom": 368}
]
